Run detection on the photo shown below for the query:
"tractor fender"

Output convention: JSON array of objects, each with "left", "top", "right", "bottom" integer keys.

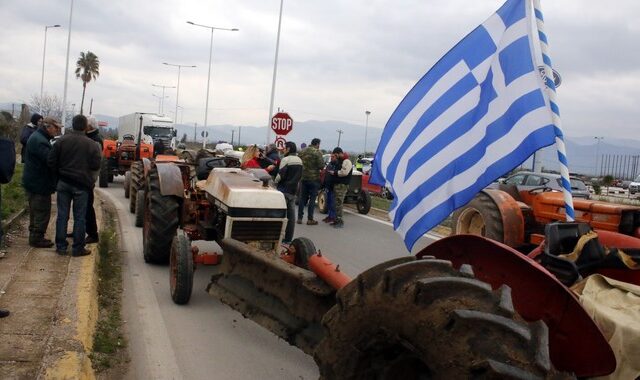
[
  {"left": 155, "top": 163, "right": 184, "bottom": 198},
  {"left": 482, "top": 188, "right": 526, "bottom": 247},
  {"left": 141, "top": 158, "right": 152, "bottom": 178},
  {"left": 417, "top": 234, "right": 616, "bottom": 377},
  {"left": 102, "top": 139, "right": 117, "bottom": 159}
]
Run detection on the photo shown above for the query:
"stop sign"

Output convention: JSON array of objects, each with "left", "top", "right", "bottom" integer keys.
[{"left": 271, "top": 112, "right": 293, "bottom": 136}]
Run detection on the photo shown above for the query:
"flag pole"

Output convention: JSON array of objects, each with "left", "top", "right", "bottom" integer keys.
[{"left": 533, "top": 0, "right": 575, "bottom": 222}]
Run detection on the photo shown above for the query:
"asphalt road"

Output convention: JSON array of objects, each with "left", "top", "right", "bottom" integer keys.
[{"left": 97, "top": 177, "right": 437, "bottom": 380}]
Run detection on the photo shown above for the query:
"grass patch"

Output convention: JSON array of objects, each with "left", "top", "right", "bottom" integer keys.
[
  {"left": 1, "top": 163, "right": 26, "bottom": 219},
  {"left": 371, "top": 195, "right": 391, "bottom": 211},
  {"left": 89, "top": 206, "right": 128, "bottom": 373}
]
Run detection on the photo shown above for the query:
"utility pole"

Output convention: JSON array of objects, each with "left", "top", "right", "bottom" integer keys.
[
  {"left": 238, "top": 126, "right": 242, "bottom": 146},
  {"left": 231, "top": 130, "right": 235, "bottom": 146},
  {"left": 193, "top": 122, "right": 197, "bottom": 142},
  {"left": 89, "top": 98, "right": 93, "bottom": 115},
  {"left": 337, "top": 129, "right": 344, "bottom": 147}
]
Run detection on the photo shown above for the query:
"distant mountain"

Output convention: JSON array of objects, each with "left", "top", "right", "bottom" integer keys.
[{"left": 96, "top": 113, "right": 640, "bottom": 177}]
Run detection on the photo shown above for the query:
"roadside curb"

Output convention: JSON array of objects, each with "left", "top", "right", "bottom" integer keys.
[
  {"left": 40, "top": 195, "right": 106, "bottom": 380},
  {"left": 1, "top": 208, "right": 26, "bottom": 232}
]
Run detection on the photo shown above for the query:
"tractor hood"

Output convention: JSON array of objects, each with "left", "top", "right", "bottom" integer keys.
[{"left": 203, "top": 168, "right": 286, "bottom": 210}]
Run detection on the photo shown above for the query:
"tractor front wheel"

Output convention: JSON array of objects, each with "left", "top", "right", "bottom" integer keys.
[
  {"left": 134, "top": 190, "right": 145, "bottom": 228},
  {"left": 124, "top": 171, "right": 131, "bottom": 199},
  {"left": 314, "top": 256, "right": 563, "bottom": 379},
  {"left": 317, "top": 189, "right": 328, "bottom": 214},
  {"left": 129, "top": 161, "right": 143, "bottom": 214},
  {"left": 142, "top": 164, "right": 179, "bottom": 264},
  {"left": 356, "top": 191, "right": 372, "bottom": 214},
  {"left": 170, "top": 234, "right": 194, "bottom": 305},
  {"left": 291, "top": 237, "right": 316, "bottom": 270}
]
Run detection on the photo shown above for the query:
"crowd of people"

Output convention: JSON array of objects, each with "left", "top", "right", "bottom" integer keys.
[{"left": 239, "top": 138, "right": 353, "bottom": 244}]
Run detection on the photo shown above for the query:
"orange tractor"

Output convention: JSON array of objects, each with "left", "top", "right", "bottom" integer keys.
[{"left": 131, "top": 157, "right": 640, "bottom": 378}]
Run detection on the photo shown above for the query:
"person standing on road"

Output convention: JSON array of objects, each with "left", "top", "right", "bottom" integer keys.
[
  {"left": 329, "top": 147, "right": 353, "bottom": 229},
  {"left": 84, "top": 116, "right": 103, "bottom": 244},
  {"left": 274, "top": 141, "right": 303, "bottom": 244},
  {"left": 322, "top": 153, "right": 338, "bottom": 224},
  {"left": 0, "top": 132, "right": 16, "bottom": 318},
  {"left": 22, "top": 117, "right": 62, "bottom": 248},
  {"left": 48, "top": 115, "right": 101, "bottom": 257},
  {"left": 20, "top": 113, "right": 43, "bottom": 163},
  {"left": 297, "top": 138, "right": 324, "bottom": 225}
]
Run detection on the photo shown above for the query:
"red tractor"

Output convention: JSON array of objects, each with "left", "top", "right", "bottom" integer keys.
[
  {"left": 99, "top": 135, "right": 153, "bottom": 189},
  {"left": 133, "top": 157, "right": 639, "bottom": 378}
]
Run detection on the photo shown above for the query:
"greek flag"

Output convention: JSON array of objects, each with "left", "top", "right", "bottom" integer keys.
[{"left": 371, "top": 0, "right": 559, "bottom": 250}]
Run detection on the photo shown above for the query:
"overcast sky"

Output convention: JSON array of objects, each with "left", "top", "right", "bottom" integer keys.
[{"left": 1, "top": 0, "right": 639, "bottom": 138}]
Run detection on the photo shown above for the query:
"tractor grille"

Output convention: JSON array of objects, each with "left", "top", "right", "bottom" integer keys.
[{"left": 231, "top": 220, "right": 283, "bottom": 242}]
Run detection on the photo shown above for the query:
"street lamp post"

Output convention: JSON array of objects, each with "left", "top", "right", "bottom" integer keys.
[
  {"left": 163, "top": 62, "right": 196, "bottom": 128},
  {"left": 61, "top": 0, "right": 74, "bottom": 131},
  {"left": 187, "top": 21, "right": 238, "bottom": 145},
  {"left": 152, "top": 83, "right": 175, "bottom": 115},
  {"left": 594, "top": 136, "right": 604, "bottom": 177},
  {"left": 337, "top": 129, "right": 344, "bottom": 147},
  {"left": 151, "top": 94, "right": 167, "bottom": 114},
  {"left": 266, "top": 0, "right": 285, "bottom": 146},
  {"left": 364, "top": 110, "right": 371, "bottom": 156},
  {"left": 41, "top": 24, "right": 61, "bottom": 97}
]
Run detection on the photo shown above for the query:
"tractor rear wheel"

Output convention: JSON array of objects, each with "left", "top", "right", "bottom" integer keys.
[
  {"left": 134, "top": 190, "right": 145, "bottom": 228},
  {"left": 124, "top": 171, "right": 131, "bottom": 199},
  {"left": 451, "top": 191, "right": 504, "bottom": 243},
  {"left": 129, "top": 161, "right": 143, "bottom": 214},
  {"left": 291, "top": 237, "right": 316, "bottom": 270},
  {"left": 143, "top": 164, "right": 179, "bottom": 264},
  {"left": 170, "top": 234, "right": 194, "bottom": 305},
  {"left": 317, "top": 189, "right": 328, "bottom": 214},
  {"left": 314, "top": 257, "right": 563, "bottom": 379},
  {"left": 356, "top": 191, "right": 372, "bottom": 214},
  {"left": 99, "top": 157, "right": 109, "bottom": 188}
]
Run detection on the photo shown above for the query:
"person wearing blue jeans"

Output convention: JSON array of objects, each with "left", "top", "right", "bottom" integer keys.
[{"left": 48, "top": 115, "right": 101, "bottom": 257}]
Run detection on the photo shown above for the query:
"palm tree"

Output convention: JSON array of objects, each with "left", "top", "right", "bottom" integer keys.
[{"left": 75, "top": 51, "right": 100, "bottom": 115}]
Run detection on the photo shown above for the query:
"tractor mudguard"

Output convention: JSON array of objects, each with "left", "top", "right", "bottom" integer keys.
[
  {"left": 417, "top": 234, "right": 616, "bottom": 378},
  {"left": 482, "top": 188, "right": 526, "bottom": 247},
  {"left": 102, "top": 139, "right": 117, "bottom": 159},
  {"left": 155, "top": 163, "right": 184, "bottom": 198}
]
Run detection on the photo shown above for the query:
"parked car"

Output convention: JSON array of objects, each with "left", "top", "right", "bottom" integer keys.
[{"left": 492, "top": 171, "right": 591, "bottom": 199}]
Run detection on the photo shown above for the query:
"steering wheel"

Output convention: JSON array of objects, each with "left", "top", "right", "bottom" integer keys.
[{"left": 528, "top": 186, "right": 554, "bottom": 194}]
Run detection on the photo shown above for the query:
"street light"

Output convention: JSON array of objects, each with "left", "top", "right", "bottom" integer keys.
[
  {"left": 152, "top": 83, "right": 175, "bottom": 115},
  {"left": 61, "top": 0, "right": 74, "bottom": 131},
  {"left": 595, "top": 136, "right": 604, "bottom": 177},
  {"left": 152, "top": 94, "right": 168, "bottom": 114},
  {"left": 337, "top": 129, "right": 344, "bottom": 147},
  {"left": 187, "top": 21, "right": 238, "bottom": 139},
  {"left": 266, "top": 0, "right": 285, "bottom": 146},
  {"left": 41, "top": 24, "right": 61, "bottom": 97},
  {"left": 163, "top": 62, "right": 196, "bottom": 126},
  {"left": 364, "top": 110, "right": 371, "bottom": 156}
]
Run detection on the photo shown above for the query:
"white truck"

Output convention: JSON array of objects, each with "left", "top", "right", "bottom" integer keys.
[{"left": 117, "top": 112, "right": 177, "bottom": 150}]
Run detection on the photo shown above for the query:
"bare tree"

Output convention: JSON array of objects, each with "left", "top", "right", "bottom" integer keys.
[{"left": 29, "top": 94, "right": 74, "bottom": 127}]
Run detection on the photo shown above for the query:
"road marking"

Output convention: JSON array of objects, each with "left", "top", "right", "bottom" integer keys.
[{"left": 344, "top": 208, "right": 443, "bottom": 241}]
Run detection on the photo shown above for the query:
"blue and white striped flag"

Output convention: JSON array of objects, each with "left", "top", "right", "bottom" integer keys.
[{"left": 371, "top": 0, "right": 561, "bottom": 250}]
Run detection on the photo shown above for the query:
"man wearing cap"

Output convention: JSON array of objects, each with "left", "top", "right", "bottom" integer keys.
[
  {"left": 297, "top": 138, "right": 324, "bottom": 225},
  {"left": 274, "top": 141, "right": 303, "bottom": 244},
  {"left": 22, "top": 116, "right": 62, "bottom": 247},
  {"left": 328, "top": 147, "right": 353, "bottom": 229},
  {"left": 20, "top": 113, "right": 43, "bottom": 163}
]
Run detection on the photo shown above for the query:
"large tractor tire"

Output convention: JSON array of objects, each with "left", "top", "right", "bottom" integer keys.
[
  {"left": 142, "top": 164, "right": 179, "bottom": 264},
  {"left": 291, "top": 237, "right": 316, "bottom": 270},
  {"left": 124, "top": 171, "right": 131, "bottom": 199},
  {"left": 317, "top": 189, "right": 328, "bottom": 214},
  {"left": 451, "top": 191, "right": 504, "bottom": 243},
  {"left": 356, "top": 191, "right": 372, "bottom": 214},
  {"left": 134, "top": 190, "right": 145, "bottom": 228},
  {"left": 314, "top": 256, "right": 563, "bottom": 379},
  {"left": 99, "top": 157, "right": 109, "bottom": 188},
  {"left": 170, "top": 234, "right": 194, "bottom": 305},
  {"left": 129, "top": 161, "right": 143, "bottom": 214}
]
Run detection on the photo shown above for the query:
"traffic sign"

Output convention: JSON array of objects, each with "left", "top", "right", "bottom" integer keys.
[
  {"left": 201, "top": 131, "right": 209, "bottom": 138},
  {"left": 274, "top": 136, "right": 287, "bottom": 150},
  {"left": 271, "top": 112, "right": 293, "bottom": 136}
]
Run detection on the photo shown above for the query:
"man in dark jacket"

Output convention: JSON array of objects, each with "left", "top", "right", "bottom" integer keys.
[
  {"left": 274, "top": 141, "right": 303, "bottom": 244},
  {"left": 22, "top": 117, "right": 61, "bottom": 247},
  {"left": 329, "top": 147, "right": 353, "bottom": 229},
  {"left": 84, "top": 116, "right": 103, "bottom": 244},
  {"left": 48, "top": 115, "right": 101, "bottom": 256},
  {"left": 20, "top": 113, "right": 43, "bottom": 163},
  {"left": 297, "top": 138, "right": 324, "bottom": 225}
]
